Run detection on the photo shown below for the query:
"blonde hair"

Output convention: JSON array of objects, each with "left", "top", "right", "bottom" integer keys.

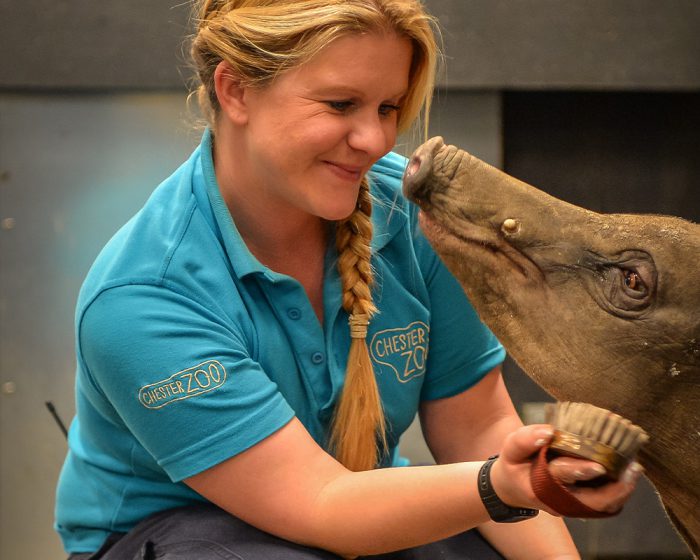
[{"left": 191, "top": 0, "right": 439, "bottom": 471}]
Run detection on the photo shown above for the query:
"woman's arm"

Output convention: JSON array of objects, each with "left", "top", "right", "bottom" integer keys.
[
  {"left": 185, "top": 368, "right": 639, "bottom": 559},
  {"left": 420, "top": 366, "right": 578, "bottom": 558},
  {"left": 185, "top": 416, "right": 494, "bottom": 557},
  {"left": 420, "top": 367, "right": 640, "bottom": 560}
]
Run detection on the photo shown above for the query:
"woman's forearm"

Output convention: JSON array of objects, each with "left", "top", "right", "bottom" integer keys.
[
  {"left": 479, "top": 513, "right": 579, "bottom": 560},
  {"left": 187, "top": 419, "right": 498, "bottom": 557},
  {"left": 307, "top": 461, "right": 490, "bottom": 557}
]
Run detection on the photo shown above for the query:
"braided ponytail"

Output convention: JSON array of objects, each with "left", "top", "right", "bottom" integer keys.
[{"left": 329, "top": 178, "right": 387, "bottom": 471}]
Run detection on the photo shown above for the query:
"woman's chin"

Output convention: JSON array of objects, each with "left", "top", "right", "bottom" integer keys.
[
  {"left": 323, "top": 207, "right": 357, "bottom": 222},
  {"left": 317, "top": 197, "right": 361, "bottom": 222}
]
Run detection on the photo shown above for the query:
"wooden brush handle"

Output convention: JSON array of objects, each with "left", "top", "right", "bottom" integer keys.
[{"left": 530, "top": 447, "right": 622, "bottom": 518}]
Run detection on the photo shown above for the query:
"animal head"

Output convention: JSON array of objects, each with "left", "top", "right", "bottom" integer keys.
[{"left": 403, "top": 136, "right": 700, "bottom": 425}]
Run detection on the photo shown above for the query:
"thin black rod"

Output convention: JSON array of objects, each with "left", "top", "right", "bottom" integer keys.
[{"left": 45, "top": 401, "right": 68, "bottom": 439}]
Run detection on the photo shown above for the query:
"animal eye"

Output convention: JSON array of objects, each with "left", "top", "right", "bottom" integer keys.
[
  {"left": 581, "top": 250, "right": 656, "bottom": 318},
  {"left": 623, "top": 270, "right": 644, "bottom": 291}
]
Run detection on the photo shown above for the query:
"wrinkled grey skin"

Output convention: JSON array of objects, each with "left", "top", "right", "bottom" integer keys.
[{"left": 403, "top": 136, "right": 700, "bottom": 558}]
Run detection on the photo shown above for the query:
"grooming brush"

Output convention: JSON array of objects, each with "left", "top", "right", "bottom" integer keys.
[{"left": 544, "top": 401, "right": 649, "bottom": 482}]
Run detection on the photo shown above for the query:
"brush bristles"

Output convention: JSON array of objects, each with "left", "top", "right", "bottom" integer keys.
[{"left": 544, "top": 401, "right": 649, "bottom": 478}]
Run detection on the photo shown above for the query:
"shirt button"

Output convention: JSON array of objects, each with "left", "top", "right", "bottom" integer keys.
[
  {"left": 287, "top": 308, "right": 301, "bottom": 320},
  {"left": 311, "top": 352, "right": 325, "bottom": 365}
]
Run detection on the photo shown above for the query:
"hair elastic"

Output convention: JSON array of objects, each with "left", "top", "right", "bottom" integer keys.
[{"left": 349, "top": 313, "right": 370, "bottom": 339}]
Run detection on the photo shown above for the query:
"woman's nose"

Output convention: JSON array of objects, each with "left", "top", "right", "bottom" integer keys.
[{"left": 347, "top": 113, "right": 394, "bottom": 158}]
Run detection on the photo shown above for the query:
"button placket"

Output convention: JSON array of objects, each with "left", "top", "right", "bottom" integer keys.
[{"left": 261, "top": 277, "right": 331, "bottom": 408}]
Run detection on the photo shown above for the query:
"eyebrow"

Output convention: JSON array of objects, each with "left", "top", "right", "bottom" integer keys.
[{"left": 311, "top": 85, "right": 407, "bottom": 101}]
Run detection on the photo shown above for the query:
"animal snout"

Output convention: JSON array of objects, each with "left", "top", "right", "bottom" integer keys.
[{"left": 403, "top": 136, "right": 445, "bottom": 206}]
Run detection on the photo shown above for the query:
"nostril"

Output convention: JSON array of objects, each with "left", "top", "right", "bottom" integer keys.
[
  {"left": 406, "top": 155, "right": 422, "bottom": 177},
  {"left": 403, "top": 137, "right": 444, "bottom": 202},
  {"left": 403, "top": 156, "right": 431, "bottom": 204}
]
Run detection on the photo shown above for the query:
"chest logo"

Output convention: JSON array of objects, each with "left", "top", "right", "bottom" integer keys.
[
  {"left": 138, "top": 360, "right": 227, "bottom": 409},
  {"left": 370, "top": 321, "right": 429, "bottom": 383}
]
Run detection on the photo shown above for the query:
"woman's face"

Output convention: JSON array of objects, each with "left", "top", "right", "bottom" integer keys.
[{"left": 234, "top": 31, "right": 414, "bottom": 222}]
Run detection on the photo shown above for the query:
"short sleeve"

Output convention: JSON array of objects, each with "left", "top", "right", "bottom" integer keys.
[
  {"left": 413, "top": 221, "right": 506, "bottom": 401},
  {"left": 78, "top": 283, "right": 295, "bottom": 482}
]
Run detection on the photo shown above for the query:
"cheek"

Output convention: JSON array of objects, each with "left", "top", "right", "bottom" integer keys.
[
  {"left": 296, "top": 122, "right": 351, "bottom": 158},
  {"left": 386, "top": 129, "right": 398, "bottom": 151},
  {"left": 383, "top": 119, "right": 399, "bottom": 151}
]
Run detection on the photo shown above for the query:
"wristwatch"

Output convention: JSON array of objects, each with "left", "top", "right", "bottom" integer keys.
[{"left": 478, "top": 455, "right": 539, "bottom": 523}]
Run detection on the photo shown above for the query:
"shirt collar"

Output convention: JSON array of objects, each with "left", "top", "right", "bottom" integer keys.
[{"left": 197, "top": 128, "right": 269, "bottom": 279}]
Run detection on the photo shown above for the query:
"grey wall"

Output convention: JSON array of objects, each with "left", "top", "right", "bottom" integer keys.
[
  {"left": 430, "top": 0, "right": 700, "bottom": 90},
  {"left": 0, "top": 93, "right": 202, "bottom": 559},
  {"left": 2, "top": 1, "right": 699, "bottom": 91},
  {"left": 0, "top": 0, "right": 193, "bottom": 90}
]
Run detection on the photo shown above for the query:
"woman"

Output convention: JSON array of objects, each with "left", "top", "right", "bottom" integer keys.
[{"left": 55, "top": 1, "right": 641, "bottom": 558}]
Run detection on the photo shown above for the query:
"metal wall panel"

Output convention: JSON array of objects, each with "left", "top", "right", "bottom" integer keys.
[
  {"left": 0, "top": 92, "right": 200, "bottom": 559},
  {"left": 430, "top": 0, "right": 700, "bottom": 90},
  {"left": 0, "top": 0, "right": 193, "bottom": 90},
  {"left": 1, "top": 0, "right": 699, "bottom": 91}
]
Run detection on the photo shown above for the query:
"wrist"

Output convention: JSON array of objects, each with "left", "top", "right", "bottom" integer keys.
[{"left": 478, "top": 455, "right": 539, "bottom": 523}]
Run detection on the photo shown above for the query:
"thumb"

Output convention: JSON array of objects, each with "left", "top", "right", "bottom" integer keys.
[
  {"left": 500, "top": 424, "right": 554, "bottom": 464},
  {"left": 489, "top": 424, "right": 555, "bottom": 510}
]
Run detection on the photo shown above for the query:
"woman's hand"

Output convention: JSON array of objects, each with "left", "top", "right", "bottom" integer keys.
[{"left": 489, "top": 424, "right": 643, "bottom": 516}]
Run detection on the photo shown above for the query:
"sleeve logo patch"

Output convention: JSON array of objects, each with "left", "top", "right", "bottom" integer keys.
[
  {"left": 138, "top": 360, "right": 227, "bottom": 409},
  {"left": 370, "top": 321, "right": 429, "bottom": 383}
]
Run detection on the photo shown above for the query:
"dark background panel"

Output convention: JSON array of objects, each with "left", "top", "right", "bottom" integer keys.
[
  {"left": 500, "top": 90, "right": 699, "bottom": 556},
  {"left": 503, "top": 91, "right": 700, "bottom": 218},
  {"left": 501, "top": 90, "right": 700, "bottom": 411}
]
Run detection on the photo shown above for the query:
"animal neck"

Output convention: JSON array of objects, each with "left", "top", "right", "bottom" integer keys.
[
  {"left": 637, "top": 385, "right": 700, "bottom": 559},
  {"left": 642, "top": 443, "right": 699, "bottom": 559}
]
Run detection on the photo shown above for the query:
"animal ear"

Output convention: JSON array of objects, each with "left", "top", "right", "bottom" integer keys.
[{"left": 214, "top": 61, "right": 249, "bottom": 125}]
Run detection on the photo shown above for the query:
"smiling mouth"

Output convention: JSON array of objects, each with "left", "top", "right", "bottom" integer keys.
[{"left": 325, "top": 161, "right": 363, "bottom": 180}]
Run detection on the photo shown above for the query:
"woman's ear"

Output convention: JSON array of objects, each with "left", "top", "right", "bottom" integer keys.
[{"left": 214, "top": 61, "right": 249, "bottom": 125}]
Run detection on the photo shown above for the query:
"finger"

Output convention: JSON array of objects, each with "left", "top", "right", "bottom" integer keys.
[
  {"left": 565, "top": 462, "right": 644, "bottom": 513},
  {"left": 499, "top": 424, "right": 553, "bottom": 463},
  {"left": 621, "top": 461, "right": 645, "bottom": 485},
  {"left": 548, "top": 457, "right": 607, "bottom": 484}
]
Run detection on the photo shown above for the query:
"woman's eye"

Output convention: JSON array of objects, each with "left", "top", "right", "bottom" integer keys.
[
  {"left": 327, "top": 100, "right": 353, "bottom": 112},
  {"left": 623, "top": 269, "right": 644, "bottom": 291},
  {"left": 379, "top": 104, "right": 401, "bottom": 116}
]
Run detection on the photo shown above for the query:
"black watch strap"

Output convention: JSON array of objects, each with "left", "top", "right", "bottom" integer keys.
[{"left": 478, "top": 454, "right": 539, "bottom": 523}]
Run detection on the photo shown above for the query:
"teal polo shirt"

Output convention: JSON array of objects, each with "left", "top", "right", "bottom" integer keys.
[{"left": 55, "top": 129, "right": 505, "bottom": 553}]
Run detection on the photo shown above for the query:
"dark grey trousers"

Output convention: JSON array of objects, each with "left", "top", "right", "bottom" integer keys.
[{"left": 68, "top": 504, "right": 505, "bottom": 560}]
